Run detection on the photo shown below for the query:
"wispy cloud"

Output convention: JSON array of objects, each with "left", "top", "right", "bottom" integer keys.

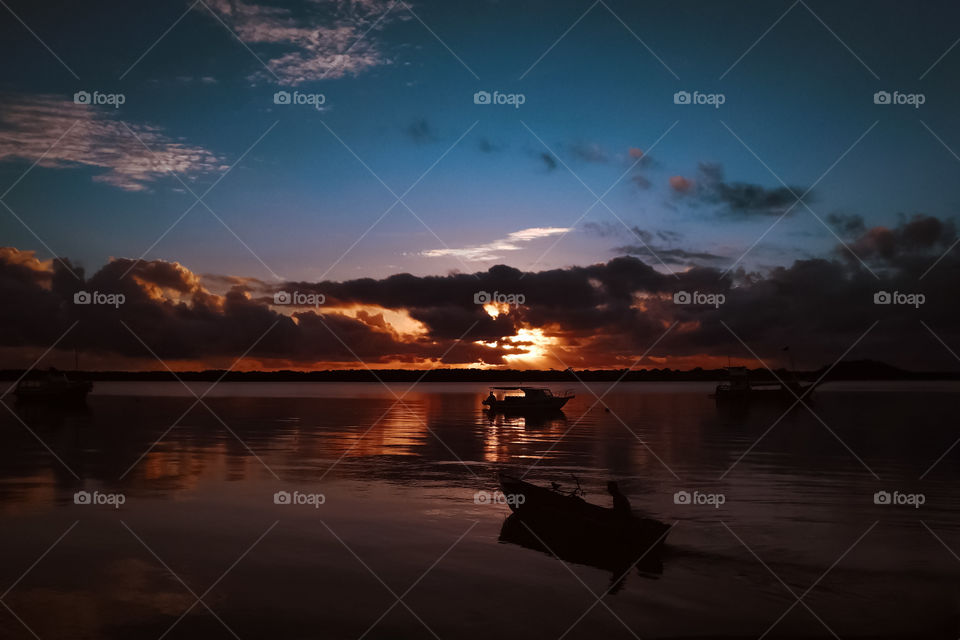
[
  {"left": 422, "top": 227, "right": 570, "bottom": 261},
  {"left": 203, "top": 0, "right": 397, "bottom": 85},
  {"left": 0, "top": 94, "right": 227, "bottom": 192}
]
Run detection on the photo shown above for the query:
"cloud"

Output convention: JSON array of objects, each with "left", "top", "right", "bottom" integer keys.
[
  {"left": 422, "top": 227, "right": 570, "bottom": 261},
  {"left": 673, "top": 163, "right": 810, "bottom": 217},
  {"left": 3, "top": 214, "right": 960, "bottom": 370},
  {"left": 477, "top": 137, "right": 503, "bottom": 153},
  {"left": 826, "top": 212, "right": 867, "bottom": 237},
  {"left": 405, "top": 118, "right": 435, "bottom": 144},
  {"left": 568, "top": 142, "right": 609, "bottom": 164},
  {"left": 846, "top": 214, "right": 956, "bottom": 265},
  {"left": 0, "top": 95, "right": 227, "bottom": 191},
  {"left": 202, "top": 0, "right": 397, "bottom": 85},
  {"left": 538, "top": 152, "right": 557, "bottom": 171},
  {"left": 700, "top": 162, "right": 806, "bottom": 216},
  {"left": 585, "top": 222, "right": 726, "bottom": 266},
  {"left": 669, "top": 175, "right": 694, "bottom": 193}
]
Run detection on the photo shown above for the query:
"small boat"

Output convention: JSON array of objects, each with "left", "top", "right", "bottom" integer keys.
[
  {"left": 14, "top": 369, "right": 93, "bottom": 404},
  {"left": 482, "top": 386, "right": 574, "bottom": 413},
  {"left": 497, "top": 473, "right": 671, "bottom": 553},
  {"left": 712, "top": 366, "right": 815, "bottom": 403},
  {"left": 498, "top": 512, "right": 664, "bottom": 587}
]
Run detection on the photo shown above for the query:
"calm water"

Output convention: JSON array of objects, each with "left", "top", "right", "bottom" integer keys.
[{"left": 1, "top": 381, "right": 958, "bottom": 639}]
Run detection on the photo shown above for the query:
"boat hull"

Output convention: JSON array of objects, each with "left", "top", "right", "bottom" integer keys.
[
  {"left": 483, "top": 396, "right": 571, "bottom": 412},
  {"left": 498, "top": 474, "right": 671, "bottom": 552},
  {"left": 714, "top": 383, "right": 815, "bottom": 403},
  {"left": 14, "top": 383, "right": 92, "bottom": 405}
]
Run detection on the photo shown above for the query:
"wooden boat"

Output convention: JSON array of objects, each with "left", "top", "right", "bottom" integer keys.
[
  {"left": 497, "top": 473, "right": 671, "bottom": 553},
  {"left": 712, "top": 367, "right": 815, "bottom": 403},
  {"left": 482, "top": 386, "right": 573, "bottom": 413},
  {"left": 14, "top": 369, "right": 93, "bottom": 404}
]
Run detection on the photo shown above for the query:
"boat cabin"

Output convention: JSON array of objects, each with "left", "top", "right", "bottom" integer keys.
[{"left": 485, "top": 386, "right": 571, "bottom": 401}]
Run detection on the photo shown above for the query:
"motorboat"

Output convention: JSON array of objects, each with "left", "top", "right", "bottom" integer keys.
[
  {"left": 482, "top": 386, "right": 573, "bottom": 413},
  {"left": 712, "top": 367, "right": 815, "bottom": 403}
]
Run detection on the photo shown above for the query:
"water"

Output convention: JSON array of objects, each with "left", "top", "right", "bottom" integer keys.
[{"left": 0, "top": 381, "right": 958, "bottom": 639}]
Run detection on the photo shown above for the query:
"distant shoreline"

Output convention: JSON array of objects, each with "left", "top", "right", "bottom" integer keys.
[{"left": 3, "top": 360, "right": 956, "bottom": 382}]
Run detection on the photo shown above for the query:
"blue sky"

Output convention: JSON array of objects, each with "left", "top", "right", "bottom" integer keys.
[{"left": 2, "top": 0, "right": 960, "bottom": 282}]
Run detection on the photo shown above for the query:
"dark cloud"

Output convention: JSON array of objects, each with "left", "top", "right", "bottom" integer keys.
[
  {"left": 584, "top": 223, "right": 726, "bottom": 266},
  {"left": 2, "top": 213, "right": 959, "bottom": 370},
  {"left": 673, "top": 163, "right": 810, "bottom": 217},
  {"left": 846, "top": 214, "right": 956, "bottom": 266},
  {"left": 477, "top": 137, "right": 503, "bottom": 153},
  {"left": 567, "top": 142, "right": 609, "bottom": 164},
  {"left": 405, "top": 118, "right": 434, "bottom": 144},
  {"left": 539, "top": 152, "right": 557, "bottom": 171},
  {"left": 826, "top": 213, "right": 866, "bottom": 237}
]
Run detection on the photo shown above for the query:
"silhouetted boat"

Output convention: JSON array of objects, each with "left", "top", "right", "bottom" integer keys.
[
  {"left": 14, "top": 369, "right": 93, "bottom": 404},
  {"left": 498, "top": 512, "right": 663, "bottom": 592},
  {"left": 712, "top": 366, "right": 815, "bottom": 403},
  {"left": 482, "top": 386, "right": 573, "bottom": 413},
  {"left": 497, "top": 474, "right": 671, "bottom": 554}
]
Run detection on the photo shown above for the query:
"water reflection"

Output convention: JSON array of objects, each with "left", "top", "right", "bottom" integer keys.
[
  {"left": 0, "top": 382, "right": 958, "bottom": 638},
  {"left": 498, "top": 513, "right": 664, "bottom": 594}
]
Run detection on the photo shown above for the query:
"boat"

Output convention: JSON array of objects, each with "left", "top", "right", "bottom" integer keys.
[
  {"left": 712, "top": 366, "right": 815, "bottom": 403},
  {"left": 498, "top": 512, "right": 663, "bottom": 590},
  {"left": 482, "top": 386, "right": 574, "bottom": 413},
  {"left": 14, "top": 369, "right": 93, "bottom": 404},
  {"left": 497, "top": 473, "right": 671, "bottom": 554}
]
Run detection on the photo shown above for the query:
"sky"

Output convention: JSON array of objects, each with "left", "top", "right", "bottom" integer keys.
[{"left": 2, "top": 0, "right": 960, "bottom": 370}]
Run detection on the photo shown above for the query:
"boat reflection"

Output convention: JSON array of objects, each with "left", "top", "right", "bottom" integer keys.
[
  {"left": 498, "top": 512, "right": 664, "bottom": 593},
  {"left": 483, "top": 408, "right": 568, "bottom": 429}
]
